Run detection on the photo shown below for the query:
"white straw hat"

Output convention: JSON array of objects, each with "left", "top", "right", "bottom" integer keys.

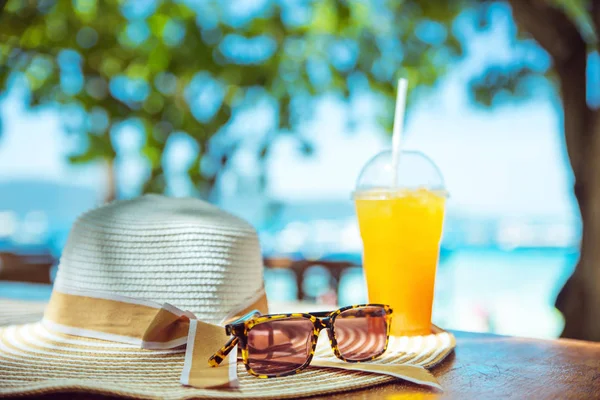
[
  {"left": 54, "top": 194, "right": 265, "bottom": 323},
  {"left": 0, "top": 195, "right": 455, "bottom": 399}
]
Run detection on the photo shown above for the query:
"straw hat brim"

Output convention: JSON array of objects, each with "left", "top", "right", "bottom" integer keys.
[
  {"left": 0, "top": 319, "right": 454, "bottom": 399},
  {"left": 0, "top": 299, "right": 46, "bottom": 327}
]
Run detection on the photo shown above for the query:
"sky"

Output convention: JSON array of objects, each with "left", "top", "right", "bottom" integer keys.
[{"left": 0, "top": 3, "right": 577, "bottom": 222}]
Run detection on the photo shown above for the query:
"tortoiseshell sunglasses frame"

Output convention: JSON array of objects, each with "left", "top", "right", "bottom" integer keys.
[{"left": 208, "top": 303, "right": 393, "bottom": 378}]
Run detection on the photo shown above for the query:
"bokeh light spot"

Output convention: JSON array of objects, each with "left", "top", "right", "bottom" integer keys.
[
  {"left": 121, "top": 0, "right": 158, "bottom": 20},
  {"left": 163, "top": 19, "right": 186, "bottom": 47},
  {"left": 109, "top": 75, "right": 150, "bottom": 104},
  {"left": 415, "top": 20, "right": 448, "bottom": 46},
  {"left": 219, "top": 34, "right": 277, "bottom": 65},
  {"left": 76, "top": 27, "right": 98, "bottom": 49},
  {"left": 73, "top": 0, "right": 97, "bottom": 15},
  {"left": 85, "top": 76, "right": 108, "bottom": 100},
  {"left": 154, "top": 72, "right": 178, "bottom": 95},
  {"left": 184, "top": 72, "right": 225, "bottom": 122},
  {"left": 126, "top": 21, "right": 150, "bottom": 46},
  {"left": 88, "top": 107, "right": 110, "bottom": 134}
]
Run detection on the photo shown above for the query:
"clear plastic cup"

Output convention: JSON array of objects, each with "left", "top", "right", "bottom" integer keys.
[{"left": 353, "top": 150, "right": 447, "bottom": 336}]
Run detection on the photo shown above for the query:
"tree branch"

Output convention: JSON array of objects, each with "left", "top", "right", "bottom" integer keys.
[
  {"left": 507, "top": 0, "right": 586, "bottom": 64},
  {"left": 593, "top": 0, "right": 600, "bottom": 43},
  {"left": 508, "top": 0, "right": 590, "bottom": 180}
]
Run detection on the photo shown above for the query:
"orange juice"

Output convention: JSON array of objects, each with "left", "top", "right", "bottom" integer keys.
[{"left": 354, "top": 188, "right": 446, "bottom": 336}]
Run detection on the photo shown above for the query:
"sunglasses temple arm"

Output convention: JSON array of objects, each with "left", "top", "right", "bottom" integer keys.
[
  {"left": 224, "top": 309, "right": 262, "bottom": 326},
  {"left": 208, "top": 336, "right": 239, "bottom": 367},
  {"left": 209, "top": 309, "right": 262, "bottom": 367}
]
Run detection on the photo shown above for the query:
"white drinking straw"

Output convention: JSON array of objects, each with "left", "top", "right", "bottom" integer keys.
[{"left": 391, "top": 78, "right": 408, "bottom": 187}]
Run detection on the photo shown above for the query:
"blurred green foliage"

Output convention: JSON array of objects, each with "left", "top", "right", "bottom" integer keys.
[
  {"left": 2, "top": 0, "right": 591, "bottom": 197},
  {"left": 0, "top": 0, "right": 473, "bottom": 196},
  {"left": 469, "top": 0, "right": 597, "bottom": 107}
]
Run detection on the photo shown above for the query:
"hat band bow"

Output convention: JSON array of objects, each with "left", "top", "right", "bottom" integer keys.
[{"left": 42, "top": 287, "right": 267, "bottom": 389}]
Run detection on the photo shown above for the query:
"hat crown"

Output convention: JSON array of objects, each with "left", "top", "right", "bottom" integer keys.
[{"left": 54, "top": 194, "right": 264, "bottom": 324}]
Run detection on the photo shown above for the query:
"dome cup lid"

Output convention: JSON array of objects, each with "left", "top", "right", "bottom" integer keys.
[{"left": 353, "top": 150, "right": 447, "bottom": 199}]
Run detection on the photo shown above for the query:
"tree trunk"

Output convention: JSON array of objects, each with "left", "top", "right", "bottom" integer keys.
[
  {"left": 105, "top": 159, "right": 117, "bottom": 203},
  {"left": 555, "top": 48, "right": 600, "bottom": 341},
  {"left": 556, "top": 109, "right": 600, "bottom": 341},
  {"left": 506, "top": 0, "right": 600, "bottom": 341}
]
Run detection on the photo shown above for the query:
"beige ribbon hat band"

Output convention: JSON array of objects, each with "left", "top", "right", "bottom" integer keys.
[{"left": 43, "top": 286, "right": 268, "bottom": 389}]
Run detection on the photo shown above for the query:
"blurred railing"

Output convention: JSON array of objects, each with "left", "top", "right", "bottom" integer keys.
[
  {"left": 0, "top": 252, "right": 54, "bottom": 284},
  {"left": 0, "top": 253, "right": 494, "bottom": 334},
  {"left": 0, "top": 253, "right": 356, "bottom": 303},
  {"left": 264, "top": 257, "right": 359, "bottom": 302}
]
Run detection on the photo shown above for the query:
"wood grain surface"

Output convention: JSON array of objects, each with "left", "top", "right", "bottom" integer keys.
[{"left": 20, "top": 331, "right": 600, "bottom": 400}]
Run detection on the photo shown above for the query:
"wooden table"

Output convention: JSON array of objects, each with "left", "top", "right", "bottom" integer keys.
[
  {"left": 30, "top": 330, "right": 600, "bottom": 399},
  {"left": 328, "top": 330, "right": 600, "bottom": 399}
]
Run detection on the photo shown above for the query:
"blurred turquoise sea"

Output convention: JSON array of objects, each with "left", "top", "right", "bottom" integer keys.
[
  {"left": 0, "top": 217, "right": 577, "bottom": 340},
  {"left": 262, "top": 246, "right": 577, "bottom": 337},
  {"left": 255, "top": 202, "right": 579, "bottom": 339}
]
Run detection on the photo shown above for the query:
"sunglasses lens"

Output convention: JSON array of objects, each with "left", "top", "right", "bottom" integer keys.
[
  {"left": 333, "top": 306, "right": 388, "bottom": 361},
  {"left": 247, "top": 318, "right": 314, "bottom": 376}
]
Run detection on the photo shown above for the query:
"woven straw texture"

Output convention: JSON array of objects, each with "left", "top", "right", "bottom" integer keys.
[
  {"left": 54, "top": 194, "right": 264, "bottom": 324},
  {"left": 0, "top": 299, "right": 46, "bottom": 327},
  {"left": 0, "top": 321, "right": 454, "bottom": 399}
]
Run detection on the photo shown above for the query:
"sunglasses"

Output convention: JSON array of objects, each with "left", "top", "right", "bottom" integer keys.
[{"left": 209, "top": 304, "right": 393, "bottom": 378}]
